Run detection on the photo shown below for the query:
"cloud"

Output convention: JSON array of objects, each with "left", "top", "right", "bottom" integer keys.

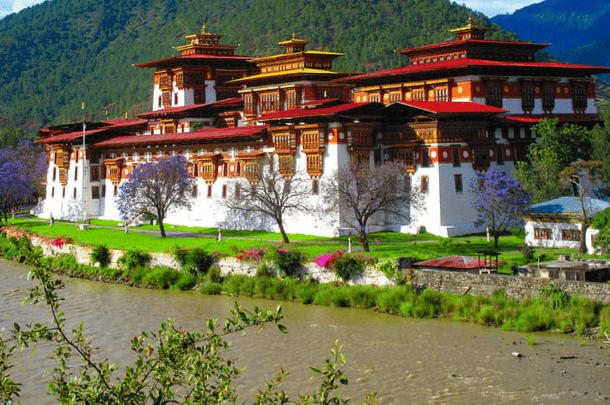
[
  {"left": 460, "top": 0, "right": 544, "bottom": 17},
  {"left": 0, "top": 0, "right": 44, "bottom": 19}
]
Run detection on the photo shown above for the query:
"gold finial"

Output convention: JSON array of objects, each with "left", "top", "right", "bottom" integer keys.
[
  {"left": 468, "top": 13, "right": 474, "bottom": 25},
  {"left": 125, "top": 111, "right": 128, "bottom": 119},
  {"left": 201, "top": 23, "right": 208, "bottom": 34},
  {"left": 292, "top": 31, "right": 296, "bottom": 39},
  {"left": 81, "top": 102, "right": 85, "bottom": 110}
]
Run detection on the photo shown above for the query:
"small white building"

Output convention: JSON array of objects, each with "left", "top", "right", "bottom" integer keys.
[{"left": 524, "top": 197, "right": 609, "bottom": 254}]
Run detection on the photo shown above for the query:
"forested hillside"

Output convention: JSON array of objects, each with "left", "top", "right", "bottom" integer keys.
[
  {"left": 0, "top": 0, "right": 520, "bottom": 138},
  {"left": 491, "top": 0, "right": 610, "bottom": 70}
]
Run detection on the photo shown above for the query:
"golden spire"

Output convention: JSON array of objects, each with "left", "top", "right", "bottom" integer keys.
[{"left": 201, "top": 23, "right": 209, "bottom": 34}]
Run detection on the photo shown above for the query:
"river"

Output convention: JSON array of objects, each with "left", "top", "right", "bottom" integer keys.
[{"left": 1, "top": 259, "right": 609, "bottom": 404}]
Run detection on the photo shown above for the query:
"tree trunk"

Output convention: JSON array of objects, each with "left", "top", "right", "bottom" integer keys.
[
  {"left": 359, "top": 230, "right": 370, "bottom": 252},
  {"left": 580, "top": 223, "right": 588, "bottom": 255},
  {"left": 493, "top": 233, "right": 500, "bottom": 248},
  {"left": 158, "top": 217, "right": 166, "bottom": 238},
  {"left": 277, "top": 220, "right": 290, "bottom": 244}
]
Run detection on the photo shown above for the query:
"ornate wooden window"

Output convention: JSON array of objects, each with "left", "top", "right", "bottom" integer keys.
[
  {"left": 260, "top": 92, "right": 280, "bottom": 114},
  {"left": 286, "top": 91, "right": 297, "bottom": 110},
  {"left": 389, "top": 91, "right": 402, "bottom": 102},
  {"left": 573, "top": 85, "right": 587, "bottom": 110},
  {"left": 278, "top": 155, "right": 294, "bottom": 177},
  {"left": 91, "top": 186, "right": 100, "bottom": 199},
  {"left": 534, "top": 228, "right": 552, "bottom": 239},
  {"left": 434, "top": 87, "right": 449, "bottom": 102},
  {"left": 485, "top": 84, "right": 502, "bottom": 108},
  {"left": 159, "top": 74, "right": 171, "bottom": 90},
  {"left": 194, "top": 88, "right": 206, "bottom": 104},
  {"left": 301, "top": 131, "right": 320, "bottom": 151},
  {"left": 421, "top": 176, "right": 429, "bottom": 193},
  {"left": 273, "top": 133, "right": 295, "bottom": 153},
  {"left": 368, "top": 93, "right": 381, "bottom": 103},
  {"left": 472, "top": 147, "right": 490, "bottom": 172},
  {"left": 452, "top": 147, "right": 460, "bottom": 167},
  {"left": 90, "top": 166, "right": 99, "bottom": 181},
  {"left": 175, "top": 72, "right": 184, "bottom": 88},
  {"left": 562, "top": 229, "right": 581, "bottom": 241},
  {"left": 349, "top": 130, "right": 372, "bottom": 147},
  {"left": 496, "top": 146, "right": 504, "bottom": 165},
  {"left": 412, "top": 89, "right": 425, "bottom": 101},
  {"left": 306, "top": 154, "right": 322, "bottom": 177},
  {"left": 521, "top": 82, "right": 535, "bottom": 112},
  {"left": 244, "top": 162, "right": 261, "bottom": 182},
  {"left": 454, "top": 174, "right": 463, "bottom": 193},
  {"left": 421, "top": 148, "right": 430, "bottom": 167},
  {"left": 162, "top": 91, "right": 171, "bottom": 108},
  {"left": 244, "top": 94, "right": 255, "bottom": 115},
  {"left": 542, "top": 83, "right": 555, "bottom": 111}
]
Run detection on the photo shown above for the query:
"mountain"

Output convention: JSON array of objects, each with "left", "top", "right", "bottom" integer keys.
[
  {"left": 0, "top": 0, "right": 520, "bottom": 137},
  {"left": 491, "top": 0, "right": 610, "bottom": 70}
]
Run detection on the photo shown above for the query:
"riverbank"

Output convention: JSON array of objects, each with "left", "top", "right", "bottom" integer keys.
[
  {"left": 2, "top": 260, "right": 610, "bottom": 404},
  {"left": 2, "top": 225, "right": 610, "bottom": 339}
]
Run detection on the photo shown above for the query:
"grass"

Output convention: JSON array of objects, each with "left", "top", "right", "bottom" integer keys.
[{"left": 6, "top": 217, "right": 599, "bottom": 270}]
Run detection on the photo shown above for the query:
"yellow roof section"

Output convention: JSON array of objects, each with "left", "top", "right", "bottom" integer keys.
[
  {"left": 227, "top": 68, "right": 345, "bottom": 84},
  {"left": 250, "top": 51, "right": 344, "bottom": 63}
]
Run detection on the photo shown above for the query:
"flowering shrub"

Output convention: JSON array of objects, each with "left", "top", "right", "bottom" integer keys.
[
  {"left": 235, "top": 248, "right": 268, "bottom": 263},
  {"left": 50, "top": 236, "right": 73, "bottom": 249},
  {"left": 313, "top": 251, "right": 346, "bottom": 269},
  {"left": 314, "top": 251, "right": 371, "bottom": 283},
  {"left": 268, "top": 247, "right": 307, "bottom": 278}
]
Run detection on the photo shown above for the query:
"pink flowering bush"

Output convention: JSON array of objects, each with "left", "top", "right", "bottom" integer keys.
[
  {"left": 314, "top": 250, "right": 373, "bottom": 283},
  {"left": 50, "top": 236, "right": 73, "bottom": 249},
  {"left": 235, "top": 248, "right": 268, "bottom": 263}
]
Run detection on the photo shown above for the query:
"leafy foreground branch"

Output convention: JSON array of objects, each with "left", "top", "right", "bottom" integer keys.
[{"left": 0, "top": 261, "right": 376, "bottom": 404}]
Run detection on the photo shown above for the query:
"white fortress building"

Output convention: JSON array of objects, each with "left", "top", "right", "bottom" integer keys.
[{"left": 34, "top": 18, "right": 610, "bottom": 237}]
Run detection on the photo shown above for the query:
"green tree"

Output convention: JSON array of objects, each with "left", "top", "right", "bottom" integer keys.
[
  {"left": 591, "top": 104, "right": 610, "bottom": 192},
  {"left": 559, "top": 160, "right": 602, "bottom": 254},
  {"left": 592, "top": 207, "right": 610, "bottom": 255},
  {"left": 515, "top": 118, "right": 591, "bottom": 203}
]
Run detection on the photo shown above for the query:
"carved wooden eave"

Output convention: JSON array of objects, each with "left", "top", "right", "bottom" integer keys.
[
  {"left": 193, "top": 153, "right": 222, "bottom": 184},
  {"left": 103, "top": 157, "right": 125, "bottom": 185}
]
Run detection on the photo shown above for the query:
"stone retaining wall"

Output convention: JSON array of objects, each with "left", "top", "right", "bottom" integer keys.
[{"left": 7, "top": 228, "right": 610, "bottom": 303}]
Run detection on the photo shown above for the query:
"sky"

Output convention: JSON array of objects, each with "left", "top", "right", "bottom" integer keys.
[{"left": 0, "top": 0, "right": 544, "bottom": 20}]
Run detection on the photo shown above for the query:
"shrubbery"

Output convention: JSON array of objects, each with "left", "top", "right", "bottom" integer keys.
[
  {"left": 90, "top": 244, "right": 111, "bottom": 268},
  {"left": 118, "top": 249, "right": 152, "bottom": 271},
  {"left": 268, "top": 247, "right": 306, "bottom": 278},
  {"left": 173, "top": 246, "right": 217, "bottom": 277}
]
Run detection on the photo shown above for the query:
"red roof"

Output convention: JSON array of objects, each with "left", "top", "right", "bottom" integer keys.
[
  {"left": 136, "top": 99, "right": 242, "bottom": 119},
  {"left": 135, "top": 54, "right": 253, "bottom": 68},
  {"left": 505, "top": 113, "right": 602, "bottom": 123},
  {"left": 334, "top": 58, "right": 610, "bottom": 83},
  {"left": 94, "top": 126, "right": 268, "bottom": 147},
  {"left": 37, "top": 120, "right": 148, "bottom": 144},
  {"left": 255, "top": 102, "right": 380, "bottom": 121},
  {"left": 414, "top": 256, "right": 506, "bottom": 269},
  {"left": 397, "top": 101, "right": 507, "bottom": 114},
  {"left": 37, "top": 128, "right": 108, "bottom": 144},
  {"left": 395, "top": 39, "right": 550, "bottom": 55}
]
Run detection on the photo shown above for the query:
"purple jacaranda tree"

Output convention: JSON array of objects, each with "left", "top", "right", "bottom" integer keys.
[
  {"left": 469, "top": 169, "right": 529, "bottom": 247},
  {"left": 325, "top": 161, "right": 419, "bottom": 252},
  {"left": 116, "top": 156, "right": 193, "bottom": 238},
  {"left": 0, "top": 140, "right": 46, "bottom": 222}
]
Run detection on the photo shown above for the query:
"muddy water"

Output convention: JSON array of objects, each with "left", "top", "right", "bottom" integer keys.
[{"left": 1, "top": 259, "right": 610, "bottom": 404}]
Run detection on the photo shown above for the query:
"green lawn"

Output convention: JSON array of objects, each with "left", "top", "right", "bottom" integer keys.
[{"left": 6, "top": 218, "right": 597, "bottom": 273}]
